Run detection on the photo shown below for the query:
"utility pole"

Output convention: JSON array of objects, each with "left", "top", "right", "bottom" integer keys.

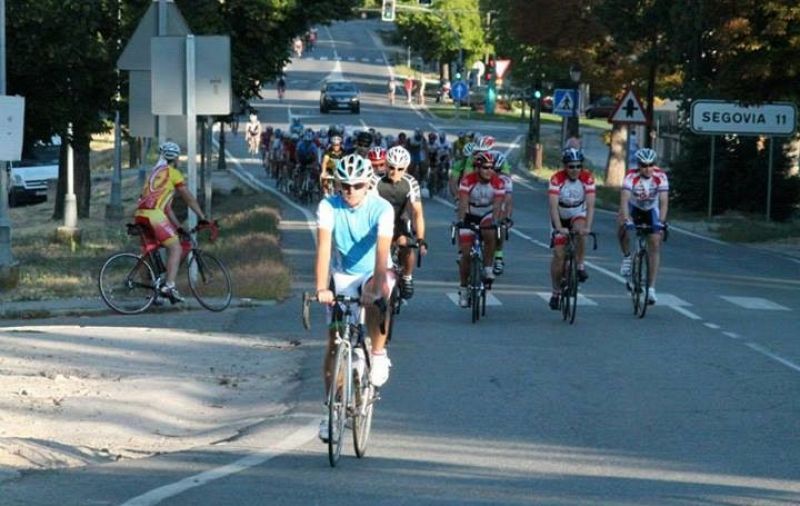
[
  {"left": 106, "top": 0, "right": 124, "bottom": 221},
  {"left": 0, "top": 0, "right": 19, "bottom": 288}
]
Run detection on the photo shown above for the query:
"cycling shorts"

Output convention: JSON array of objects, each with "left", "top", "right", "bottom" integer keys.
[
  {"left": 629, "top": 204, "right": 660, "bottom": 228},
  {"left": 134, "top": 211, "right": 179, "bottom": 247},
  {"left": 459, "top": 212, "right": 494, "bottom": 246},
  {"left": 326, "top": 271, "right": 397, "bottom": 325},
  {"left": 552, "top": 215, "right": 587, "bottom": 247}
]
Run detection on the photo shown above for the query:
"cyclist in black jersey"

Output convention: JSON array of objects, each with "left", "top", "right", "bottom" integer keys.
[
  {"left": 371, "top": 145, "right": 427, "bottom": 299},
  {"left": 320, "top": 135, "right": 345, "bottom": 195}
]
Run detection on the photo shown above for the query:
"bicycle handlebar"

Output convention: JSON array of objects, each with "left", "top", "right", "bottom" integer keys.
[
  {"left": 450, "top": 221, "right": 505, "bottom": 245},
  {"left": 301, "top": 291, "right": 389, "bottom": 333}
]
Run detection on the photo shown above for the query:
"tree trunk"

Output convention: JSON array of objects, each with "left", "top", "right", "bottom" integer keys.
[
  {"left": 605, "top": 124, "right": 628, "bottom": 187},
  {"left": 217, "top": 121, "right": 227, "bottom": 170}
]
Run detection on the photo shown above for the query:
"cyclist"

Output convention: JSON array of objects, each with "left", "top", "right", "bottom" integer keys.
[
  {"left": 367, "top": 146, "right": 388, "bottom": 178},
  {"left": 388, "top": 76, "right": 397, "bottom": 105},
  {"left": 406, "top": 129, "right": 428, "bottom": 186},
  {"left": 491, "top": 151, "right": 513, "bottom": 275},
  {"left": 449, "top": 141, "right": 476, "bottom": 198},
  {"left": 321, "top": 135, "right": 344, "bottom": 195},
  {"left": 314, "top": 153, "right": 395, "bottom": 442},
  {"left": 547, "top": 148, "right": 596, "bottom": 310},
  {"left": 245, "top": 113, "right": 261, "bottom": 155},
  {"left": 456, "top": 151, "right": 505, "bottom": 308},
  {"left": 371, "top": 146, "right": 427, "bottom": 300},
  {"left": 618, "top": 147, "right": 669, "bottom": 304},
  {"left": 351, "top": 130, "right": 374, "bottom": 157},
  {"left": 134, "top": 141, "right": 208, "bottom": 302}
]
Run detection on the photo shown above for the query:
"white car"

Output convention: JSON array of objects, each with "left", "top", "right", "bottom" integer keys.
[{"left": 7, "top": 139, "right": 60, "bottom": 207}]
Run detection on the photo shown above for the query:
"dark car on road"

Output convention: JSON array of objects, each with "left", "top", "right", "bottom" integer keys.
[
  {"left": 585, "top": 96, "right": 617, "bottom": 119},
  {"left": 320, "top": 79, "right": 360, "bottom": 114}
]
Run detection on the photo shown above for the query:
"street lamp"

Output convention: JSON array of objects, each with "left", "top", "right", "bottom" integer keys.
[{"left": 568, "top": 64, "right": 582, "bottom": 142}]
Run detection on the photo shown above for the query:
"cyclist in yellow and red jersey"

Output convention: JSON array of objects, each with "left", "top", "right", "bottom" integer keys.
[{"left": 134, "top": 141, "right": 208, "bottom": 302}]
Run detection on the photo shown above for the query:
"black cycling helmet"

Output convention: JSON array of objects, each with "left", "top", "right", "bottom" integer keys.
[
  {"left": 356, "top": 131, "right": 373, "bottom": 147},
  {"left": 562, "top": 147, "right": 585, "bottom": 164}
]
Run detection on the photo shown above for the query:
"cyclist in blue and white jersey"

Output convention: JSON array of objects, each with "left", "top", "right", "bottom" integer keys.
[{"left": 314, "top": 153, "right": 395, "bottom": 442}]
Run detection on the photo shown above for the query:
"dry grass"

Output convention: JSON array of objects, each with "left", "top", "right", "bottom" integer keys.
[{"left": 5, "top": 162, "right": 290, "bottom": 301}]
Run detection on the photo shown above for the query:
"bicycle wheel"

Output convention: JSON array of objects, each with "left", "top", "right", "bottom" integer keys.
[
  {"left": 634, "top": 250, "right": 650, "bottom": 318},
  {"left": 353, "top": 342, "right": 374, "bottom": 458},
  {"left": 470, "top": 256, "right": 481, "bottom": 323},
  {"left": 386, "top": 286, "right": 399, "bottom": 344},
  {"left": 566, "top": 256, "right": 579, "bottom": 324},
  {"left": 560, "top": 258, "right": 570, "bottom": 321},
  {"left": 98, "top": 253, "right": 157, "bottom": 314},
  {"left": 187, "top": 250, "right": 233, "bottom": 312},
  {"left": 328, "top": 342, "right": 349, "bottom": 467}
]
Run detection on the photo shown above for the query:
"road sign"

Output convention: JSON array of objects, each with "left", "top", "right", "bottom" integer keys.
[
  {"left": 610, "top": 89, "right": 647, "bottom": 124},
  {"left": 0, "top": 96, "right": 25, "bottom": 161},
  {"left": 553, "top": 89, "right": 579, "bottom": 117},
  {"left": 690, "top": 100, "right": 797, "bottom": 136},
  {"left": 495, "top": 59, "right": 511, "bottom": 79},
  {"left": 451, "top": 80, "right": 468, "bottom": 101}
]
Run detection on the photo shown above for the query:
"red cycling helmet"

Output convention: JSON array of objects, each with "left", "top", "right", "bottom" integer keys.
[
  {"left": 472, "top": 150, "right": 496, "bottom": 168},
  {"left": 367, "top": 146, "right": 387, "bottom": 163}
]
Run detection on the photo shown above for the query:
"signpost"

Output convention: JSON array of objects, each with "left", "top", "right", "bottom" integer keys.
[
  {"left": 609, "top": 89, "right": 648, "bottom": 171},
  {"left": 690, "top": 100, "right": 798, "bottom": 220},
  {"left": 553, "top": 89, "right": 579, "bottom": 147},
  {"left": 451, "top": 79, "right": 468, "bottom": 119}
]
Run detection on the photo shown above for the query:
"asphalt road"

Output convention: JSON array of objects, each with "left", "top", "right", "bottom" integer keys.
[{"left": 2, "top": 19, "right": 799, "bottom": 506}]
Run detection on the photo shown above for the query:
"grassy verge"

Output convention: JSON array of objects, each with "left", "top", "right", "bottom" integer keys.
[{"left": 5, "top": 170, "right": 290, "bottom": 302}]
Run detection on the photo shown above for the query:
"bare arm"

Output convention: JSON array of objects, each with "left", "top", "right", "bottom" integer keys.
[
  {"left": 619, "top": 189, "right": 632, "bottom": 222},
  {"left": 457, "top": 191, "right": 468, "bottom": 222},
  {"left": 411, "top": 201, "right": 426, "bottom": 244},
  {"left": 659, "top": 191, "right": 669, "bottom": 222},
  {"left": 370, "top": 234, "right": 393, "bottom": 301},
  {"left": 176, "top": 186, "right": 206, "bottom": 221},
  {"left": 549, "top": 193, "right": 567, "bottom": 234},
  {"left": 585, "top": 192, "right": 596, "bottom": 233},
  {"left": 315, "top": 228, "right": 333, "bottom": 303}
]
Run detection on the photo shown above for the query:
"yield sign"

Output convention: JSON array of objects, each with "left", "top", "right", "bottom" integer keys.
[
  {"left": 610, "top": 89, "right": 648, "bottom": 124},
  {"left": 495, "top": 59, "right": 511, "bottom": 79}
]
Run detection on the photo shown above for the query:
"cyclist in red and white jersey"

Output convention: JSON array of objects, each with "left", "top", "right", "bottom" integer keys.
[
  {"left": 618, "top": 147, "right": 669, "bottom": 304},
  {"left": 456, "top": 151, "right": 505, "bottom": 307},
  {"left": 547, "top": 148, "right": 595, "bottom": 310}
]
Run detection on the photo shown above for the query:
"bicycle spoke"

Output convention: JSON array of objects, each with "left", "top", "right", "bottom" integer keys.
[
  {"left": 98, "top": 253, "right": 156, "bottom": 314},
  {"left": 187, "top": 251, "right": 232, "bottom": 312}
]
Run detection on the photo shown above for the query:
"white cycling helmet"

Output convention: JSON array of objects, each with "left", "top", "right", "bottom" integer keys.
[
  {"left": 475, "top": 135, "right": 496, "bottom": 152},
  {"left": 493, "top": 151, "right": 507, "bottom": 170},
  {"left": 462, "top": 142, "right": 476, "bottom": 158},
  {"left": 386, "top": 145, "right": 411, "bottom": 169},
  {"left": 159, "top": 141, "right": 181, "bottom": 161},
  {"left": 335, "top": 153, "right": 373, "bottom": 184},
  {"left": 635, "top": 148, "right": 657, "bottom": 165}
]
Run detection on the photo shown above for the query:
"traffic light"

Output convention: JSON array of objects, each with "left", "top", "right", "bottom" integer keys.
[
  {"left": 485, "top": 58, "right": 496, "bottom": 87},
  {"left": 455, "top": 64, "right": 463, "bottom": 81},
  {"left": 381, "top": 0, "right": 396, "bottom": 22}
]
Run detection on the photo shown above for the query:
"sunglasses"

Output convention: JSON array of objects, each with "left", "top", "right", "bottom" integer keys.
[
  {"left": 341, "top": 182, "right": 367, "bottom": 191},
  {"left": 567, "top": 164, "right": 583, "bottom": 169},
  {"left": 639, "top": 163, "right": 654, "bottom": 168},
  {"left": 389, "top": 166, "right": 405, "bottom": 172}
]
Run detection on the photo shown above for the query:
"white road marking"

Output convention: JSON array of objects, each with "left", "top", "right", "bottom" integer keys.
[
  {"left": 446, "top": 292, "right": 502, "bottom": 306},
  {"left": 347, "top": 57, "right": 355, "bottom": 61},
  {"left": 668, "top": 305, "right": 703, "bottom": 320},
  {"left": 319, "top": 56, "right": 328, "bottom": 61},
  {"left": 723, "top": 331, "right": 741, "bottom": 339},
  {"left": 720, "top": 296, "right": 790, "bottom": 311},
  {"left": 361, "top": 57, "right": 370, "bottom": 62},
  {"left": 121, "top": 421, "right": 318, "bottom": 506},
  {"left": 704, "top": 322, "right": 721, "bottom": 330},
  {"left": 745, "top": 342, "right": 800, "bottom": 374},
  {"left": 535, "top": 292, "right": 598, "bottom": 306},
  {"left": 656, "top": 293, "right": 692, "bottom": 307}
]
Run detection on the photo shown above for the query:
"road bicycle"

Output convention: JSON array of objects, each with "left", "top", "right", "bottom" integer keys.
[
  {"left": 98, "top": 221, "right": 232, "bottom": 314},
  {"left": 428, "top": 153, "right": 451, "bottom": 198},
  {"left": 386, "top": 233, "right": 421, "bottom": 343},
  {"left": 628, "top": 223, "right": 668, "bottom": 318},
  {"left": 302, "top": 292, "right": 385, "bottom": 467},
  {"left": 451, "top": 221, "right": 503, "bottom": 323},
  {"left": 556, "top": 230, "right": 597, "bottom": 324}
]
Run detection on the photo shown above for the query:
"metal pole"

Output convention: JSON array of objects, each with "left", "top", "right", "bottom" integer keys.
[
  {"left": 766, "top": 136, "right": 773, "bottom": 221},
  {"left": 0, "top": 0, "right": 15, "bottom": 271},
  {"left": 64, "top": 123, "right": 78, "bottom": 229},
  {"left": 186, "top": 34, "right": 197, "bottom": 231},
  {"left": 707, "top": 135, "right": 715, "bottom": 219},
  {"left": 157, "top": 0, "right": 167, "bottom": 145},
  {"left": 106, "top": 0, "right": 123, "bottom": 220},
  {"left": 407, "top": 45, "right": 410, "bottom": 68}
]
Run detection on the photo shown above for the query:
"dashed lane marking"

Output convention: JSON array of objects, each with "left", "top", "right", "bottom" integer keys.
[
  {"left": 719, "top": 296, "right": 790, "bottom": 311},
  {"left": 446, "top": 292, "right": 502, "bottom": 307},
  {"left": 535, "top": 292, "right": 599, "bottom": 306}
]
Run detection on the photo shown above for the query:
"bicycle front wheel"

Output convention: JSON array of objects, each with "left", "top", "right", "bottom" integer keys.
[
  {"left": 187, "top": 250, "right": 232, "bottom": 312},
  {"left": 567, "top": 257, "right": 579, "bottom": 324},
  {"left": 353, "top": 343, "right": 375, "bottom": 458},
  {"left": 634, "top": 251, "right": 649, "bottom": 318},
  {"left": 98, "top": 253, "right": 157, "bottom": 314},
  {"left": 470, "top": 256, "right": 482, "bottom": 323},
  {"left": 328, "top": 342, "right": 349, "bottom": 467}
]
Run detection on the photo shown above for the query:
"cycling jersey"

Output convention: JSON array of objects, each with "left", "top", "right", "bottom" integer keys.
[
  {"left": 548, "top": 169, "right": 596, "bottom": 221},
  {"left": 322, "top": 147, "right": 345, "bottom": 171},
  {"left": 317, "top": 193, "right": 394, "bottom": 275},
  {"left": 296, "top": 141, "right": 318, "bottom": 165},
  {"left": 136, "top": 162, "right": 184, "bottom": 214},
  {"left": 459, "top": 171, "right": 505, "bottom": 217},
  {"left": 407, "top": 136, "right": 426, "bottom": 163},
  {"left": 371, "top": 173, "right": 421, "bottom": 235},
  {"left": 622, "top": 168, "right": 669, "bottom": 211}
]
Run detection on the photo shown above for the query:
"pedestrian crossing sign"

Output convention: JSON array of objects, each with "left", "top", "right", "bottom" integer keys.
[{"left": 553, "top": 89, "right": 579, "bottom": 117}]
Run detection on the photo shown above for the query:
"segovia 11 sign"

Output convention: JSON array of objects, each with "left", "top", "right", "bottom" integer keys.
[{"left": 690, "top": 100, "right": 797, "bottom": 136}]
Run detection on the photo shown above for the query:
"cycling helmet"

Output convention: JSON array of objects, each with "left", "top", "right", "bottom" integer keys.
[
  {"left": 159, "top": 141, "right": 181, "bottom": 161},
  {"left": 368, "top": 146, "right": 387, "bottom": 163},
  {"left": 493, "top": 151, "right": 507, "bottom": 170},
  {"left": 330, "top": 135, "right": 342, "bottom": 145},
  {"left": 473, "top": 150, "right": 495, "bottom": 168},
  {"left": 274, "top": 128, "right": 282, "bottom": 138},
  {"left": 438, "top": 131, "right": 447, "bottom": 142},
  {"left": 386, "top": 146, "right": 411, "bottom": 169},
  {"left": 475, "top": 135, "right": 495, "bottom": 152},
  {"left": 303, "top": 130, "right": 314, "bottom": 141},
  {"left": 462, "top": 142, "right": 476, "bottom": 158},
  {"left": 427, "top": 132, "right": 437, "bottom": 143},
  {"left": 635, "top": 147, "right": 657, "bottom": 165},
  {"left": 356, "top": 131, "right": 373, "bottom": 147},
  {"left": 562, "top": 147, "right": 585, "bottom": 164},
  {"left": 335, "top": 153, "right": 373, "bottom": 184}
]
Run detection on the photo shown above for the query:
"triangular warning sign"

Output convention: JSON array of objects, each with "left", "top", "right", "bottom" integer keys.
[{"left": 610, "top": 89, "right": 648, "bottom": 124}]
